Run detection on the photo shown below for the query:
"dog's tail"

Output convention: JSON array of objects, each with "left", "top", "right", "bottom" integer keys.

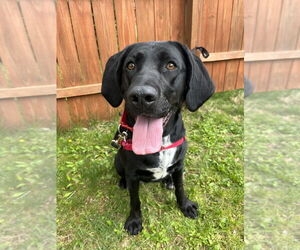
[{"left": 192, "top": 46, "right": 210, "bottom": 58}]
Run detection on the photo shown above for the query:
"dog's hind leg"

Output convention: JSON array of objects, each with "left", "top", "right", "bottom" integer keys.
[{"left": 115, "top": 152, "right": 126, "bottom": 189}]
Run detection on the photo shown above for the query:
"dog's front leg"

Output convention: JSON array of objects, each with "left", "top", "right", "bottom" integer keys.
[
  {"left": 172, "top": 167, "right": 198, "bottom": 219},
  {"left": 124, "top": 178, "right": 143, "bottom": 235}
]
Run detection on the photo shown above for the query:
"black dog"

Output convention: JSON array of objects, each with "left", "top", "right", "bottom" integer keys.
[{"left": 101, "top": 41, "right": 214, "bottom": 235}]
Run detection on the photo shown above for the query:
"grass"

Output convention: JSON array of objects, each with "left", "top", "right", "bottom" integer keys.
[
  {"left": 244, "top": 89, "right": 300, "bottom": 249},
  {"left": 0, "top": 128, "right": 56, "bottom": 249},
  {"left": 2, "top": 88, "right": 297, "bottom": 248},
  {"left": 57, "top": 89, "right": 244, "bottom": 249}
]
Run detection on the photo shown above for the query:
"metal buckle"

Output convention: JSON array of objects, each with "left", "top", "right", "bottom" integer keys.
[
  {"left": 111, "top": 139, "right": 121, "bottom": 149},
  {"left": 111, "top": 127, "right": 128, "bottom": 149}
]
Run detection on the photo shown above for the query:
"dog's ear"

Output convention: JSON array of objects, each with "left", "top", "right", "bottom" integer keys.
[
  {"left": 101, "top": 48, "right": 130, "bottom": 107},
  {"left": 174, "top": 42, "right": 215, "bottom": 112}
]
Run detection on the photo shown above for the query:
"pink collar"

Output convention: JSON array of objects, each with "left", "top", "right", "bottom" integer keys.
[{"left": 115, "top": 112, "right": 186, "bottom": 152}]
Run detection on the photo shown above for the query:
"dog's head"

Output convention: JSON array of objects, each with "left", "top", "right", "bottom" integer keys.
[{"left": 101, "top": 41, "right": 215, "bottom": 117}]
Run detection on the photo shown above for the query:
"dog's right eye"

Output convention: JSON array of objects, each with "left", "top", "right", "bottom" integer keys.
[{"left": 126, "top": 62, "right": 136, "bottom": 70}]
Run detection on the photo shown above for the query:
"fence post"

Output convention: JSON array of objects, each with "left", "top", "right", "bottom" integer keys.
[{"left": 185, "top": 0, "right": 202, "bottom": 49}]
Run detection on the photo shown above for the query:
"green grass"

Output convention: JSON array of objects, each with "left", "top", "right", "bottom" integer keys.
[
  {"left": 0, "top": 128, "right": 56, "bottom": 249},
  {"left": 57, "top": 89, "right": 244, "bottom": 249},
  {"left": 244, "top": 89, "right": 300, "bottom": 249}
]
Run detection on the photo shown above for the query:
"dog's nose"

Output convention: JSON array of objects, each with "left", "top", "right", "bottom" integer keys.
[{"left": 128, "top": 86, "right": 158, "bottom": 107}]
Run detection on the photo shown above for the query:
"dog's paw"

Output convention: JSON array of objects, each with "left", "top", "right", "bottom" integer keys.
[
  {"left": 118, "top": 178, "right": 127, "bottom": 189},
  {"left": 180, "top": 200, "right": 198, "bottom": 219},
  {"left": 124, "top": 216, "right": 143, "bottom": 235}
]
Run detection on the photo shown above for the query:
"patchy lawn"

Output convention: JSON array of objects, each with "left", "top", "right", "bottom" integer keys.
[
  {"left": 0, "top": 128, "right": 56, "bottom": 249},
  {"left": 245, "top": 89, "right": 300, "bottom": 249},
  {"left": 57, "top": 89, "right": 244, "bottom": 249}
]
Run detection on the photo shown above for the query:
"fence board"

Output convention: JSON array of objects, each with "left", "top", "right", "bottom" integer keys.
[
  {"left": 212, "top": 0, "right": 234, "bottom": 92},
  {"left": 68, "top": 0, "right": 102, "bottom": 84},
  {"left": 251, "top": 0, "right": 282, "bottom": 52},
  {"left": 170, "top": 0, "right": 185, "bottom": 43},
  {"left": 57, "top": 0, "right": 87, "bottom": 129},
  {"left": 268, "top": 0, "right": 300, "bottom": 91},
  {"left": 135, "top": 0, "right": 155, "bottom": 42},
  {"left": 228, "top": 0, "right": 244, "bottom": 50},
  {"left": 57, "top": 83, "right": 101, "bottom": 99},
  {"left": 186, "top": 0, "right": 202, "bottom": 48},
  {"left": 68, "top": 96, "right": 89, "bottom": 124},
  {"left": 236, "top": 60, "right": 244, "bottom": 89},
  {"left": 0, "top": 0, "right": 36, "bottom": 126},
  {"left": 287, "top": 59, "right": 300, "bottom": 89},
  {"left": 236, "top": 31, "right": 244, "bottom": 89},
  {"left": 114, "top": 0, "right": 137, "bottom": 50},
  {"left": 91, "top": 0, "right": 119, "bottom": 118},
  {"left": 80, "top": 94, "right": 112, "bottom": 121},
  {"left": 247, "top": 0, "right": 283, "bottom": 92},
  {"left": 244, "top": 0, "right": 259, "bottom": 52},
  {"left": 69, "top": 0, "right": 106, "bottom": 122},
  {"left": 0, "top": 85, "right": 55, "bottom": 99},
  {"left": 225, "top": 1, "right": 243, "bottom": 91},
  {"left": 19, "top": 0, "right": 56, "bottom": 124},
  {"left": 0, "top": 1, "right": 39, "bottom": 86},
  {"left": 57, "top": 0, "right": 82, "bottom": 86},
  {"left": 154, "top": 0, "right": 171, "bottom": 41},
  {"left": 57, "top": 98, "right": 71, "bottom": 129},
  {"left": 92, "top": 0, "right": 119, "bottom": 66},
  {"left": 21, "top": 96, "right": 54, "bottom": 125},
  {"left": 246, "top": 50, "right": 300, "bottom": 62},
  {"left": 198, "top": 0, "right": 219, "bottom": 77},
  {"left": 0, "top": 99, "right": 23, "bottom": 127},
  {"left": 287, "top": 35, "right": 300, "bottom": 89},
  {"left": 224, "top": 0, "right": 244, "bottom": 91},
  {"left": 244, "top": 0, "right": 259, "bottom": 77},
  {"left": 19, "top": 0, "right": 56, "bottom": 83}
]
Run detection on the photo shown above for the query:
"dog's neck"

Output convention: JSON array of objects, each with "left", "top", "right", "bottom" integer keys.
[
  {"left": 163, "top": 109, "right": 186, "bottom": 142},
  {"left": 125, "top": 108, "right": 186, "bottom": 143}
]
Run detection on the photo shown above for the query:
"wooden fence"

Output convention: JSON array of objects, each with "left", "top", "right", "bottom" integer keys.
[
  {"left": 244, "top": 0, "right": 300, "bottom": 91},
  {"left": 2, "top": 0, "right": 298, "bottom": 129},
  {"left": 0, "top": 0, "right": 244, "bottom": 128},
  {"left": 56, "top": 0, "right": 244, "bottom": 128},
  {"left": 0, "top": 0, "right": 56, "bottom": 128}
]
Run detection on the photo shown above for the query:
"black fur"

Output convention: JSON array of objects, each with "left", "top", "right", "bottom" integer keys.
[{"left": 101, "top": 41, "right": 214, "bottom": 235}]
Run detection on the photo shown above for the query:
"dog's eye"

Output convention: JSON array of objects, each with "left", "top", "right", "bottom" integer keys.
[
  {"left": 166, "top": 62, "right": 177, "bottom": 70},
  {"left": 127, "top": 62, "right": 136, "bottom": 70}
]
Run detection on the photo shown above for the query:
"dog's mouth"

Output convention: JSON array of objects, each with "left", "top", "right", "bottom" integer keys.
[{"left": 132, "top": 111, "right": 173, "bottom": 155}]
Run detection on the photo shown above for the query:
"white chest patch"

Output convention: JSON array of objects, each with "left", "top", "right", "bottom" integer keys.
[{"left": 147, "top": 135, "right": 177, "bottom": 180}]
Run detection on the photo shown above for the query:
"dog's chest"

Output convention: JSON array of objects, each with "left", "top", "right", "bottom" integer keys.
[{"left": 146, "top": 135, "right": 177, "bottom": 180}]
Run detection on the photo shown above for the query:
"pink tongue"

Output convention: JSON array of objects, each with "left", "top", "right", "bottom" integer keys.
[{"left": 132, "top": 116, "right": 163, "bottom": 155}]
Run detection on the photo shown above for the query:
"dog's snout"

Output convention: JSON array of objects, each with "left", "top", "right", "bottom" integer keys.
[{"left": 128, "top": 86, "right": 158, "bottom": 107}]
